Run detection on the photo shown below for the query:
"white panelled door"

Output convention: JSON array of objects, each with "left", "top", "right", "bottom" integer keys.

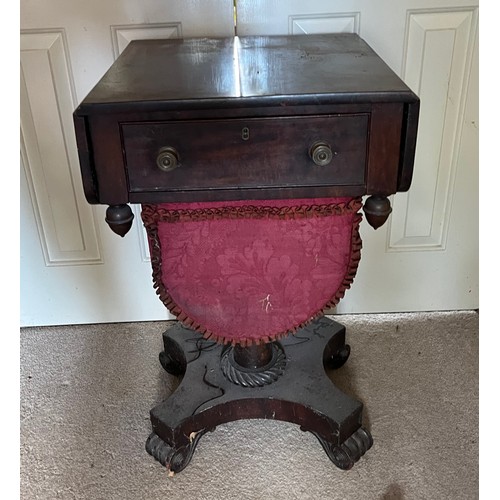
[
  {"left": 236, "top": 0, "right": 478, "bottom": 313},
  {"left": 21, "top": 0, "right": 479, "bottom": 327},
  {"left": 20, "top": 1, "right": 235, "bottom": 326}
]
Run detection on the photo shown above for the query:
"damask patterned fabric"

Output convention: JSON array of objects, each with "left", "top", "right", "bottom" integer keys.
[{"left": 141, "top": 198, "right": 362, "bottom": 346}]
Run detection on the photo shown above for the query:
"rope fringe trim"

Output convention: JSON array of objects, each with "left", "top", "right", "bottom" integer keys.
[{"left": 141, "top": 198, "right": 363, "bottom": 346}]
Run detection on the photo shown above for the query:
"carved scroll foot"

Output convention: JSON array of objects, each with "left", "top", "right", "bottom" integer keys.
[
  {"left": 312, "top": 427, "right": 373, "bottom": 470},
  {"left": 145, "top": 431, "right": 206, "bottom": 474}
]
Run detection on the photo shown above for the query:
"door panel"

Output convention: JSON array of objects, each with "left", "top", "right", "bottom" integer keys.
[
  {"left": 20, "top": 31, "right": 101, "bottom": 266},
  {"left": 235, "top": 0, "right": 479, "bottom": 313}
]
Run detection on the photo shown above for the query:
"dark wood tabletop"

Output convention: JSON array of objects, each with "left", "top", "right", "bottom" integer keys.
[{"left": 77, "top": 34, "right": 417, "bottom": 113}]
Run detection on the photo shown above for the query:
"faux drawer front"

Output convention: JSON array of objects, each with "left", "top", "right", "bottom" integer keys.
[{"left": 122, "top": 115, "right": 368, "bottom": 193}]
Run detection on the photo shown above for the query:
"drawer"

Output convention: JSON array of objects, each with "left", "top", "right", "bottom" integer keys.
[{"left": 121, "top": 114, "right": 368, "bottom": 193}]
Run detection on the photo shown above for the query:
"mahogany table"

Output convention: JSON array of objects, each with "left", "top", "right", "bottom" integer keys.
[{"left": 73, "top": 34, "right": 419, "bottom": 474}]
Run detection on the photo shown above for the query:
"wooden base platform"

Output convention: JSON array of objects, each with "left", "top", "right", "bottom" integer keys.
[{"left": 146, "top": 316, "right": 372, "bottom": 473}]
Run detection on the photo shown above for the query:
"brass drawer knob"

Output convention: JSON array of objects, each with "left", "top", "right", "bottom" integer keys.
[
  {"left": 156, "top": 147, "right": 180, "bottom": 172},
  {"left": 309, "top": 141, "right": 333, "bottom": 166}
]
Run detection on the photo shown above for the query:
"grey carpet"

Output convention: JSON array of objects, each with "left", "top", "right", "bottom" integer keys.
[{"left": 20, "top": 311, "right": 478, "bottom": 500}]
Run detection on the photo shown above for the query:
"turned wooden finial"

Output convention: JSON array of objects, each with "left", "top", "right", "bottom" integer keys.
[
  {"left": 363, "top": 196, "right": 392, "bottom": 229},
  {"left": 105, "top": 204, "right": 134, "bottom": 236}
]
